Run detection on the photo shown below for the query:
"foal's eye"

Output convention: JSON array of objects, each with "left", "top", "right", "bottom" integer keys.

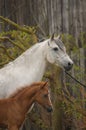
[
  {"left": 44, "top": 94, "right": 48, "bottom": 98},
  {"left": 53, "top": 47, "right": 58, "bottom": 51}
]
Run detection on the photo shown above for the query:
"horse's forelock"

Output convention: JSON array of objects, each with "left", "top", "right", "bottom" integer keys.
[
  {"left": 54, "top": 38, "right": 65, "bottom": 51},
  {"left": 40, "top": 81, "right": 49, "bottom": 89}
]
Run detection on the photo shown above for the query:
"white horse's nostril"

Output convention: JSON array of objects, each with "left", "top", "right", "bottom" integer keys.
[
  {"left": 68, "top": 62, "right": 72, "bottom": 66},
  {"left": 64, "top": 61, "right": 73, "bottom": 71},
  {"left": 68, "top": 60, "right": 73, "bottom": 66}
]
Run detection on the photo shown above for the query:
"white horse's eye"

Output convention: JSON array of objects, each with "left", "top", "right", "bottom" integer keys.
[{"left": 53, "top": 47, "right": 58, "bottom": 51}]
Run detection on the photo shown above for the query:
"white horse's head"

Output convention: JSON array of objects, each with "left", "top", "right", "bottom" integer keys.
[{"left": 46, "top": 34, "right": 73, "bottom": 71}]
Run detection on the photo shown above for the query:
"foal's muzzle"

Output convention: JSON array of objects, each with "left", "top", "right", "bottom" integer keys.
[{"left": 46, "top": 106, "right": 53, "bottom": 113}]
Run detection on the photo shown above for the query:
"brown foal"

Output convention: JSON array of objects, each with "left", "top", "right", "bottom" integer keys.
[{"left": 0, "top": 81, "right": 53, "bottom": 130}]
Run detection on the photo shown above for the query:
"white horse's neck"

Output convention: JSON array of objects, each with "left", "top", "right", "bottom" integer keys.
[
  {"left": 7, "top": 42, "right": 48, "bottom": 93},
  {"left": 0, "top": 41, "right": 48, "bottom": 98},
  {"left": 14, "top": 40, "right": 48, "bottom": 67}
]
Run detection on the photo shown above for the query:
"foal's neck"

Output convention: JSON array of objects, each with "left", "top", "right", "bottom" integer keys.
[{"left": 16, "top": 85, "right": 40, "bottom": 113}]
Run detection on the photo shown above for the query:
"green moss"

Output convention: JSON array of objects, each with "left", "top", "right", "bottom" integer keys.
[{"left": 0, "top": 21, "right": 37, "bottom": 67}]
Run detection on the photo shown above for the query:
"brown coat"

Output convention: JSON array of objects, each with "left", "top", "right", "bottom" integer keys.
[{"left": 0, "top": 82, "right": 52, "bottom": 130}]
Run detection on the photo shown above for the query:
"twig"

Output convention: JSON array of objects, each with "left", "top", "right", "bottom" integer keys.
[
  {"left": 0, "top": 59, "right": 9, "bottom": 66},
  {"left": 0, "top": 46, "right": 14, "bottom": 60},
  {"left": 62, "top": 90, "right": 86, "bottom": 117},
  {"left": 0, "top": 37, "right": 25, "bottom": 51},
  {"left": 0, "top": 16, "right": 33, "bottom": 34}
]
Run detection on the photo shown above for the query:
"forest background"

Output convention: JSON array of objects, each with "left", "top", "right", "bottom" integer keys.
[{"left": 0, "top": 0, "right": 86, "bottom": 130}]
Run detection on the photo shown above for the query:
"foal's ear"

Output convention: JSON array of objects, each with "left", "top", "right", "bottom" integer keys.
[
  {"left": 41, "top": 81, "right": 48, "bottom": 89},
  {"left": 50, "top": 33, "right": 55, "bottom": 41},
  {"left": 56, "top": 34, "right": 61, "bottom": 40}
]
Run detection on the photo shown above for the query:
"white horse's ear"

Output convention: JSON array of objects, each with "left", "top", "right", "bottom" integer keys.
[{"left": 50, "top": 33, "right": 55, "bottom": 41}]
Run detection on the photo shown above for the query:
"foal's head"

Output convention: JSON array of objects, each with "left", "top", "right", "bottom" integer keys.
[{"left": 35, "top": 82, "right": 53, "bottom": 113}]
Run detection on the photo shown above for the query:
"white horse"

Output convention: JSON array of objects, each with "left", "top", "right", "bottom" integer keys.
[{"left": 0, "top": 34, "right": 73, "bottom": 98}]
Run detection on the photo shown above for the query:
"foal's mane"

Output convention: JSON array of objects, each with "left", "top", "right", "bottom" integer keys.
[{"left": 10, "top": 82, "right": 45, "bottom": 98}]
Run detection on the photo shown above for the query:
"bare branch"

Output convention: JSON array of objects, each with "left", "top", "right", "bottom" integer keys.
[
  {"left": 0, "top": 46, "right": 14, "bottom": 60},
  {"left": 0, "top": 37, "right": 25, "bottom": 51},
  {"left": 0, "top": 16, "right": 33, "bottom": 34}
]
